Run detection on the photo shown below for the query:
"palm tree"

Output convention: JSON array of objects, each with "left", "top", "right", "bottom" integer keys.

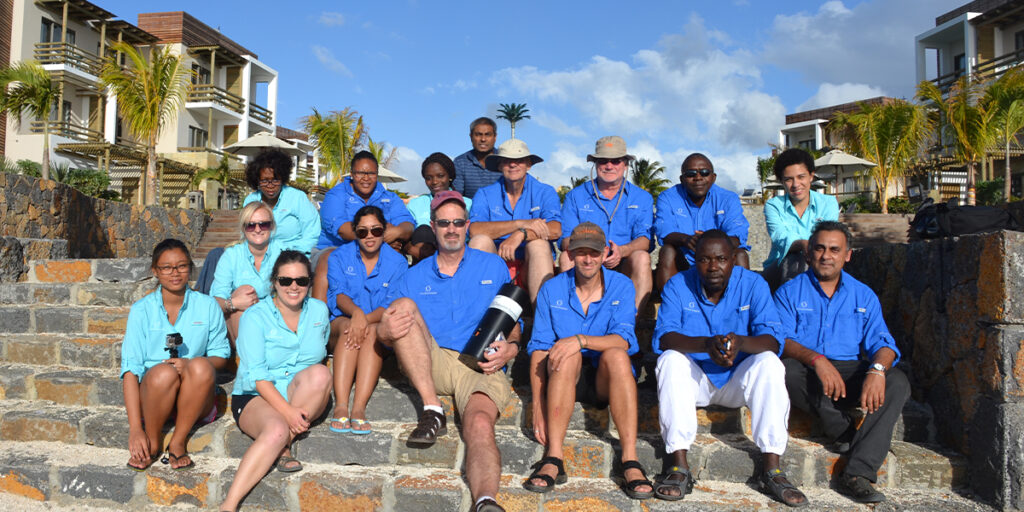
[
  {"left": 0, "top": 61, "right": 60, "bottom": 180},
  {"left": 918, "top": 76, "right": 997, "bottom": 206},
  {"left": 629, "top": 158, "right": 671, "bottom": 199},
  {"left": 496, "top": 103, "right": 530, "bottom": 139},
  {"left": 191, "top": 154, "right": 238, "bottom": 208},
  {"left": 830, "top": 100, "right": 932, "bottom": 213},
  {"left": 367, "top": 136, "right": 398, "bottom": 170},
  {"left": 982, "top": 68, "right": 1024, "bottom": 201},
  {"left": 303, "top": 107, "right": 365, "bottom": 188},
  {"left": 100, "top": 42, "right": 191, "bottom": 205}
]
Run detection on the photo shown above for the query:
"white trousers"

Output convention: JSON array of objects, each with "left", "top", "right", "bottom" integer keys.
[{"left": 656, "top": 350, "right": 790, "bottom": 455}]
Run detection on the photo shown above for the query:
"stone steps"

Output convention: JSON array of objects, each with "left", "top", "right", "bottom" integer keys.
[
  {"left": 0, "top": 441, "right": 988, "bottom": 512},
  {"left": 195, "top": 210, "right": 241, "bottom": 260}
]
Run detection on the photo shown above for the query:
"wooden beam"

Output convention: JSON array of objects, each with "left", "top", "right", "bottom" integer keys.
[
  {"left": 60, "top": 1, "right": 68, "bottom": 43},
  {"left": 208, "top": 49, "right": 216, "bottom": 149}
]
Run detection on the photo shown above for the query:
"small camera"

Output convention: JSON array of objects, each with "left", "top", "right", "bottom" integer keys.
[{"left": 165, "top": 333, "right": 183, "bottom": 358}]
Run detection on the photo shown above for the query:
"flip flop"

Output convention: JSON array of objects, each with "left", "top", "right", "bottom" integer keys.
[
  {"left": 328, "top": 417, "right": 351, "bottom": 433},
  {"left": 350, "top": 418, "right": 372, "bottom": 435},
  {"left": 276, "top": 455, "right": 303, "bottom": 473},
  {"left": 164, "top": 451, "right": 195, "bottom": 471},
  {"left": 126, "top": 453, "right": 160, "bottom": 472}
]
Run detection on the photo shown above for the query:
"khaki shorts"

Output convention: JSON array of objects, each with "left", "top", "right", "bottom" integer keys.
[{"left": 428, "top": 336, "right": 512, "bottom": 417}]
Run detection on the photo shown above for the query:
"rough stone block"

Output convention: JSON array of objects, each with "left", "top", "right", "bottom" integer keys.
[
  {"left": 94, "top": 259, "right": 151, "bottom": 283},
  {"left": 0, "top": 283, "right": 71, "bottom": 305},
  {"left": 896, "top": 399, "right": 935, "bottom": 443},
  {"left": 297, "top": 427, "right": 391, "bottom": 466},
  {"left": 86, "top": 307, "right": 129, "bottom": 334},
  {"left": 363, "top": 384, "right": 420, "bottom": 422},
  {"left": 891, "top": 441, "right": 967, "bottom": 491},
  {"left": 60, "top": 336, "right": 118, "bottom": 369},
  {"left": 34, "top": 369, "right": 101, "bottom": 405},
  {"left": 58, "top": 464, "right": 137, "bottom": 503},
  {"left": 297, "top": 472, "right": 385, "bottom": 511},
  {"left": 699, "top": 434, "right": 758, "bottom": 483},
  {"left": 34, "top": 306, "right": 85, "bottom": 333},
  {"left": 495, "top": 427, "right": 540, "bottom": 476},
  {"left": 538, "top": 480, "right": 635, "bottom": 511},
  {"left": 3, "top": 338, "right": 55, "bottom": 365},
  {"left": 147, "top": 466, "right": 212, "bottom": 507},
  {"left": 496, "top": 478, "right": 542, "bottom": 512},
  {"left": 0, "top": 237, "right": 26, "bottom": 283},
  {"left": 76, "top": 283, "right": 146, "bottom": 306},
  {"left": 33, "top": 260, "right": 92, "bottom": 283},
  {"left": 496, "top": 391, "right": 524, "bottom": 426},
  {"left": 562, "top": 433, "right": 609, "bottom": 478},
  {"left": 94, "top": 377, "right": 123, "bottom": 406},
  {"left": 0, "top": 308, "right": 31, "bottom": 334},
  {"left": 81, "top": 410, "right": 129, "bottom": 449},
  {"left": 0, "top": 453, "right": 50, "bottom": 501},
  {"left": 393, "top": 473, "right": 464, "bottom": 512},
  {"left": 223, "top": 424, "right": 253, "bottom": 458},
  {"left": 396, "top": 426, "right": 460, "bottom": 467},
  {"left": 0, "top": 364, "right": 34, "bottom": 400},
  {"left": 0, "top": 407, "right": 90, "bottom": 443}
]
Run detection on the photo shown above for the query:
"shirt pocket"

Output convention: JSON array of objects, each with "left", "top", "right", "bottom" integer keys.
[{"left": 181, "top": 321, "right": 211, "bottom": 358}]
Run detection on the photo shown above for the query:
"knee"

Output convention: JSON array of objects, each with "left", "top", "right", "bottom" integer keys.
[
  {"left": 468, "top": 235, "right": 493, "bottom": 250},
  {"left": 306, "top": 364, "right": 333, "bottom": 391},
  {"left": 260, "top": 420, "right": 291, "bottom": 448},
  {"left": 315, "top": 249, "right": 333, "bottom": 273},
  {"left": 657, "top": 245, "right": 676, "bottom": 265},
  {"left": 750, "top": 352, "right": 786, "bottom": 381},
  {"left": 885, "top": 367, "right": 911, "bottom": 398},
  {"left": 145, "top": 364, "right": 182, "bottom": 390},
  {"left": 184, "top": 358, "right": 215, "bottom": 384},
  {"left": 656, "top": 350, "right": 689, "bottom": 380},
  {"left": 463, "top": 410, "right": 496, "bottom": 439},
  {"left": 599, "top": 347, "right": 633, "bottom": 375},
  {"left": 629, "top": 250, "right": 651, "bottom": 268},
  {"left": 389, "top": 297, "right": 420, "bottom": 317}
]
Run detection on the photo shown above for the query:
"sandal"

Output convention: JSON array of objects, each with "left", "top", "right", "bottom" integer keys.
[
  {"left": 350, "top": 418, "right": 372, "bottom": 435},
  {"left": 276, "top": 455, "right": 303, "bottom": 473},
  {"left": 621, "top": 460, "right": 654, "bottom": 500},
  {"left": 163, "top": 451, "right": 194, "bottom": 471},
  {"left": 473, "top": 497, "right": 505, "bottom": 512},
  {"left": 654, "top": 466, "right": 693, "bottom": 501},
  {"left": 126, "top": 453, "right": 160, "bottom": 472},
  {"left": 759, "top": 468, "right": 808, "bottom": 508},
  {"left": 522, "top": 456, "right": 567, "bottom": 493},
  {"left": 328, "top": 417, "right": 351, "bottom": 433}
]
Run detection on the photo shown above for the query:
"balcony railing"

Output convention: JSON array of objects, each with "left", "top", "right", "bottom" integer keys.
[
  {"left": 187, "top": 84, "right": 245, "bottom": 114},
  {"left": 30, "top": 120, "right": 103, "bottom": 142},
  {"left": 974, "top": 47, "right": 1024, "bottom": 81},
  {"left": 249, "top": 102, "right": 273, "bottom": 125},
  {"left": 930, "top": 68, "right": 966, "bottom": 91},
  {"left": 34, "top": 42, "right": 102, "bottom": 77},
  {"left": 295, "top": 165, "right": 315, "bottom": 182},
  {"left": 177, "top": 146, "right": 243, "bottom": 162}
]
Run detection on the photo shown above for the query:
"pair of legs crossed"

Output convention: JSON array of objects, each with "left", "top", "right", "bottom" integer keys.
[
  {"left": 469, "top": 236, "right": 553, "bottom": 304},
  {"left": 329, "top": 315, "right": 387, "bottom": 432},
  {"left": 558, "top": 249, "right": 652, "bottom": 312}
]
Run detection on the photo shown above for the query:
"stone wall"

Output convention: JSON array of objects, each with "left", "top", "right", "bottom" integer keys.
[
  {"left": 0, "top": 174, "right": 207, "bottom": 259},
  {"left": 742, "top": 205, "right": 769, "bottom": 269},
  {"left": 845, "top": 231, "right": 1024, "bottom": 509}
]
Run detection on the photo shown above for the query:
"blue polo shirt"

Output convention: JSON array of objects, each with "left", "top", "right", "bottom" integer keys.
[
  {"left": 243, "top": 186, "right": 320, "bottom": 254},
  {"left": 408, "top": 193, "right": 472, "bottom": 227},
  {"left": 559, "top": 180, "right": 653, "bottom": 249},
  {"left": 453, "top": 150, "right": 501, "bottom": 200},
  {"left": 210, "top": 239, "right": 282, "bottom": 301},
  {"left": 120, "top": 287, "right": 230, "bottom": 381},
  {"left": 387, "top": 247, "right": 511, "bottom": 352},
  {"left": 528, "top": 269, "right": 638, "bottom": 370},
  {"left": 233, "top": 297, "right": 329, "bottom": 399},
  {"left": 653, "top": 267, "right": 785, "bottom": 388},
  {"left": 654, "top": 184, "right": 750, "bottom": 264},
  {"left": 774, "top": 270, "right": 900, "bottom": 365},
  {"left": 326, "top": 242, "right": 407, "bottom": 320},
  {"left": 317, "top": 177, "right": 415, "bottom": 249},
  {"left": 469, "top": 174, "right": 561, "bottom": 245},
  {"left": 763, "top": 190, "right": 839, "bottom": 268}
]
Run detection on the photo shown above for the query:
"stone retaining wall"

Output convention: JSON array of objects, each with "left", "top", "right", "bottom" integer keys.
[
  {"left": 0, "top": 174, "right": 207, "bottom": 259},
  {"left": 845, "top": 230, "right": 1024, "bottom": 509}
]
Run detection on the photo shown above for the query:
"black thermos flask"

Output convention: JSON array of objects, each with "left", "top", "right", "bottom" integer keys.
[{"left": 459, "top": 283, "right": 530, "bottom": 371}]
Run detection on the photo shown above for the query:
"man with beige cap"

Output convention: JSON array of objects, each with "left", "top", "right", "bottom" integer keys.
[
  {"left": 560, "top": 136, "right": 653, "bottom": 311},
  {"left": 468, "top": 139, "right": 561, "bottom": 304}
]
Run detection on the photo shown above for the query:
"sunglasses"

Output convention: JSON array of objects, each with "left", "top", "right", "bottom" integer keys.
[
  {"left": 355, "top": 226, "right": 385, "bottom": 238},
  {"left": 683, "top": 169, "right": 713, "bottom": 179},
  {"left": 595, "top": 157, "right": 625, "bottom": 166},
  {"left": 244, "top": 221, "right": 272, "bottom": 232},
  {"left": 276, "top": 276, "right": 311, "bottom": 287},
  {"left": 433, "top": 218, "right": 468, "bottom": 228}
]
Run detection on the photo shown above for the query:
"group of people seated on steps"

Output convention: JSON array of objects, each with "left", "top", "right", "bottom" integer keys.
[{"left": 119, "top": 117, "right": 910, "bottom": 512}]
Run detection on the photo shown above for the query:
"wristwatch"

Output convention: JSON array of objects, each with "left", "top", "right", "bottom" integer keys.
[
  {"left": 518, "top": 227, "right": 528, "bottom": 239},
  {"left": 869, "top": 363, "right": 886, "bottom": 373}
]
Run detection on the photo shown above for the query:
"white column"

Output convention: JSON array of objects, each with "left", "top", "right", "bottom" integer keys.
[
  {"left": 267, "top": 74, "right": 278, "bottom": 129},
  {"left": 239, "top": 61, "right": 252, "bottom": 141},
  {"left": 965, "top": 21, "right": 977, "bottom": 79},
  {"left": 814, "top": 123, "right": 824, "bottom": 150},
  {"left": 915, "top": 39, "right": 928, "bottom": 84},
  {"left": 104, "top": 90, "right": 118, "bottom": 143}
]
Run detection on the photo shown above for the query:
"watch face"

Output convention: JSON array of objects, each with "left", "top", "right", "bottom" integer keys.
[{"left": 870, "top": 363, "right": 885, "bottom": 372}]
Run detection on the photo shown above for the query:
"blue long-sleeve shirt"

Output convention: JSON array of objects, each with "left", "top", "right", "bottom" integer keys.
[
  {"left": 316, "top": 177, "right": 415, "bottom": 249},
  {"left": 559, "top": 180, "right": 653, "bottom": 250},
  {"left": 763, "top": 190, "right": 839, "bottom": 268},
  {"left": 773, "top": 269, "right": 901, "bottom": 364},
  {"left": 243, "top": 186, "right": 320, "bottom": 254},
  {"left": 210, "top": 240, "right": 282, "bottom": 301},
  {"left": 325, "top": 242, "right": 407, "bottom": 320},
  {"left": 469, "top": 174, "right": 561, "bottom": 246},
  {"left": 654, "top": 184, "right": 750, "bottom": 264}
]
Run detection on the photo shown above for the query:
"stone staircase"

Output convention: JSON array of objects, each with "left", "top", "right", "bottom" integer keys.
[
  {"left": 195, "top": 210, "right": 242, "bottom": 260},
  {"left": 0, "top": 258, "right": 987, "bottom": 511}
]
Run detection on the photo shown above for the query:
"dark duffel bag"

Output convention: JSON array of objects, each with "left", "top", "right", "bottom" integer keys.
[{"left": 911, "top": 198, "right": 1020, "bottom": 238}]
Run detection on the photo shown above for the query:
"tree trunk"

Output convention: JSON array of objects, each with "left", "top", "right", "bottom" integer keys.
[
  {"left": 877, "top": 175, "right": 889, "bottom": 214},
  {"left": 967, "top": 160, "right": 977, "bottom": 206},
  {"left": 41, "top": 122, "right": 50, "bottom": 181},
  {"left": 146, "top": 144, "right": 158, "bottom": 206},
  {"left": 510, "top": 122, "right": 516, "bottom": 139},
  {"left": 1005, "top": 139, "right": 1012, "bottom": 201}
]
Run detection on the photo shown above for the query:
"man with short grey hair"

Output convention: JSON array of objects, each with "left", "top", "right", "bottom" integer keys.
[{"left": 453, "top": 117, "right": 499, "bottom": 200}]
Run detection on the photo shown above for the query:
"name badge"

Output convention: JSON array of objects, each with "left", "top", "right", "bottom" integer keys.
[
  {"left": 627, "top": 204, "right": 638, "bottom": 209},
  {"left": 716, "top": 210, "right": 725, "bottom": 215},
  {"left": 856, "top": 307, "right": 866, "bottom": 313},
  {"left": 382, "top": 282, "right": 389, "bottom": 288},
  {"left": 530, "top": 206, "right": 540, "bottom": 212},
  {"left": 481, "top": 280, "right": 492, "bottom": 285},
  {"left": 612, "top": 300, "right": 620, "bottom": 305},
  {"left": 739, "top": 305, "right": 750, "bottom": 311}
]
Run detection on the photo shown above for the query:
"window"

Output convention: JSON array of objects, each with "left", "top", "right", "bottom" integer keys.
[
  {"left": 39, "top": 19, "right": 74, "bottom": 44},
  {"left": 1016, "top": 30, "right": 1024, "bottom": 51},
  {"left": 188, "top": 126, "right": 209, "bottom": 148},
  {"left": 191, "top": 64, "right": 210, "bottom": 85},
  {"left": 49, "top": 100, "right": 72, "bottom": 123},
  {"left": 954, "top": 53, "right": 966, "bottom": 72},
  {"left": 797, "top": 139, "right": 814, "bottom": 150}
]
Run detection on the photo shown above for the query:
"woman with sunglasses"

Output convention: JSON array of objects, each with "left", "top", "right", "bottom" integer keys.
[
  {"left": 325, "top": 205, "right": 407, "bottom": 434},
  {"left": 211, "top": 202, "right": 282, "bottom": 342},
  {"left": 242, "top": 150, "right": 320, "bottom": 255},
  {"left": 404, "top": 152, "right": 472, "bottom": 263},
  {"left": 122, "top": 239, "right": 230, "bottom": 471},
  {"left": 221, "top": 250, "right": 331, "bottom": 512}
]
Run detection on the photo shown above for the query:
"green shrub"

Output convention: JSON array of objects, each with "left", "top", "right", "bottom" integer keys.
[
  {"left": 16, "top": 159, "right": 41, "bottom": 177},
  {"left": 839, "top": 194, "right": 880, "bottom": 213},
  {"left": 976, "top": 178, "right": 1005, "bottom": 206},
  {"left": 886, "top": 196, "right": 918, "bottom": 214}
]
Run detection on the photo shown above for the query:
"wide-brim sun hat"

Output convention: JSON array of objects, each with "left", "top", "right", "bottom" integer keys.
[
  {"left": 586, "top": 135, "right": 635, "bottom": 163},
  {"left": 485, "top": 139, "right": 544, "bottom": 172}
]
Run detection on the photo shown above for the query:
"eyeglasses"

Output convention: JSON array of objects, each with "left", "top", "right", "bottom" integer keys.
[
  {"left": 276, "top": 276, "right": 311, "bottom": 287},
  {"left": 355, "top": 226, "right": 385, "bottom": 238},
  {"left": 595, "top": 157, "right": 625, "bottom": 166},
  {"left": 683, "top": 169, "right": 713, "bottom": 179},
  {"left": 155, "top": 264, "right": 190, "bottom": 275},
  {"left": 244, "top": 221, "right": 272, "bottom": 232},
  {"left": 433, "top": 218, "right": 467, "bottom": 228},
  {"left": 351, "top": 171, "right": 377, "bottom": 177},
  {"left": 258, "top": 179, "right": 281, "bottom": 186}
]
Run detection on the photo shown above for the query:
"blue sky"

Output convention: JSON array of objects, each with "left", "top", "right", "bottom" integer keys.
[{"left": 98, "top": 0, "right": 964, "bottom": 195}]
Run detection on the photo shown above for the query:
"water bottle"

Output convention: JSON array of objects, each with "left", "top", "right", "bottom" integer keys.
[{"left": 459, "top": 283, "right": 530, "bottom": 371}]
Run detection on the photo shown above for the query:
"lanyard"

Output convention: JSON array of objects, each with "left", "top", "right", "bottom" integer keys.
[{"left": 591, "top": 180, "right": 625, "bottom": 224}]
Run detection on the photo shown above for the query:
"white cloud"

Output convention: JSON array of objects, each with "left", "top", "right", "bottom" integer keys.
[
  {"left": 390, "top": 147, "right": 426, "bottom": 195},
  {"left": 530, "top": 141, "right": 591, "bottom": 189},
  {"left": 318, "top": 12, "right": 345, "bottom": 27},
  {"left": 311, "top": 46, "right": 352, "bottom": 77},
  {"left": 796, "top": 82, "right": 887, "bottom": 111},
  {"left": 533, "top": 112, "right": 586, "bottom": 138}
]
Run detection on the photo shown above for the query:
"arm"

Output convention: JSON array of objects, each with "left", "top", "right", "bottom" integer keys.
[
  {"left": 764, "top": 199, "right": 802, "bottom": 259},
  {"left": 861, "top": 347, "right": 897, "bottom": 414},
  {"left": 254, "top": 380, "right": 310, "bottom": 435},
  {"left": 384, "top": 221, "right": 414, "bottom": 246},
  {"left": 336, "top": 221, "right": 357, "bottom": 242},
  {"left": 558, "top": 192, "right": 580, "bottom": 251},
  {"left": 204, "top": 297, "right": 231, "bottom": 371},
  {"left": 296, "top": 192, "right": 322, "bottom": 253},
  {"left": 336, "top": 293, "right": 370, "bottom": 348},
  {"left": 720, "top": 194, "right": 750, "bottom": 249}
]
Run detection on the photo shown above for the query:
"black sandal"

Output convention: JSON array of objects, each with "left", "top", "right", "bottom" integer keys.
[
  {"left": 522, "top": 456, "right": 567, "bottom": 493},
  {"left": 163, "top": 451, "right": 195, "bottom": 471},
  {"left": 621, "top": 460, "right": 654, "bottom": 500},
  {"left": 654, "top": 466, "right": 693, "bottom": 501},
  {"left": 759, "top": 468, "right": 808, "bottom": 508}
]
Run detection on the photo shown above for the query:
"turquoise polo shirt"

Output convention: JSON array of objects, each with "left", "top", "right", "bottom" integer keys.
[
  {"left": 317, "top": 177, "right": 415, "bottom": 249},
  {"left": 654, "top": 184, "right": 750, "bottom": 265},
  {"left": 559, "top": 180, "right": 653, "bottom": 249},
  {"left": 408, "top": 193, "right": 472, "bottom": 227},
  {"left": 469, "top": 174, "right": 561, "bottom": 246},
  {"left": 233, "top": 297, "right": 329, "bottom": 399},
  {"left": 763, "top": 190, "right": 839, "bottom": 268},
  {"left": 325, "top": 242, "right": 407, "bottom": 320},
  {"left": 653, "top": 267, "right": 785, "bottom": 389},
  {"left": 527, "top": 268, "right": 638, "bottom": 370},
  {"left": 386, "top": 247, "right": 511, "bottom": 352},
  {"left": 774, "top": 269, "right": 900, "bottom": 365},
  {"left": 120, "top": 287, "right": 230, "bottom": 381},
  {"left": 210, "top": 239, "right": 282, "bottom": 301},
  {"left": 243, "top": 186, "right": 320, "bottom": 254}
]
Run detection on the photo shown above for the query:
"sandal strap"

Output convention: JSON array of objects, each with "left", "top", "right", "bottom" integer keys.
[
  {"left": 526, "top": 473, "right": 555, "bottom": 487},
  {"left": 537, "top": 456, "right": 565, "bottom": 475},
  {"left": 621, "top": 460, "right": 646, "bottom": 474}
]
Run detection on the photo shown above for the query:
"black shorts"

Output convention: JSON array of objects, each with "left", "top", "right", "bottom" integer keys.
[
  {"left": 231, "top": 393, "right": 258, "bottom": 425},
  {"left": 575, "top": 363, "right": 608, "bottom": 409}
]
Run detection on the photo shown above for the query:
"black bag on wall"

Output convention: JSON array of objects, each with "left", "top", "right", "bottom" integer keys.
[{"left": 911, "top": 198, "right": 1020, "bottom": 239}]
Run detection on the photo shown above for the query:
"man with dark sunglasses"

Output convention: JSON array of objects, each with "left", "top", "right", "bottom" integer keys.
[
  {"left": 559, "top": 136, "right": 653, "bottom": 312},
  {"left": 654, "top": 153, "right": 750, "bottom": 292}
]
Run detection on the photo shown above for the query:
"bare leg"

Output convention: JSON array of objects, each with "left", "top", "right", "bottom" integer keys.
[
  {"left": 654, "top": 245, "right": 680, "bottom": 293},
  {"left": 350, "top": 326, "right": 385, "bottom": 430},
  {"left": 558, "top": 248, "right": 573, "bottom": 273},
  {"left": 468, "top": 235, "right": 497, "bottom": 253},
  {"left": 139, "top": 364, "right": 181, "bottom": 456},
  {"left": 596, "top": 348, "right": 651, "bottom": 494},
  {"left": 166, "top": 358, "right": 216, "bottom": 468},
  {"left": 220, "top": 398, "right": 291, "bottom": 511},
  {"left": 529, "top": 352, "right": 580, "bottom": 488},
  {"left": 311, "top": 248, "right": 335, "bottom": 304},
  {"left": 619, "top": 251, "right": 652, "bottom": 312},
  {"left": 734, "top": 249, "right": 750, "bottom": 270},
  {"left": 225, "top": 310, "right": 244, "bottom": 346},
  {"left": 330, "top": 316, "right": 356, "bottom": 429},
  {"left": 380, "top": 298, "right": 441, "bottom": 408},
  {"left": 523, "top": 239, "right": 554, "bottom": 304},
  {"left": 462, "top": 392, "right": 501, "bottom": 502}
]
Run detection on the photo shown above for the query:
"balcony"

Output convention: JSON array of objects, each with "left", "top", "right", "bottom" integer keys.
[
  {"left": 30, "top": 120, "right": 103, "bottom": 142},
  {"left": 930, "top": 68, "right": 966, "bottom": 91},
  {"left": 172, "top": 146, "right": 243, "bottom": 170},
  {"left": 187, "top": 84, "right": 245, "bottom": 115},
  {"left": 249, "top": 102, "right": 273, "bottom": 125},
  {"left": 974, "top": 48, "right": 1024, "bottom": 81},
  {"left": 34, "top": 42, "right": 102, "bottom": 78}
]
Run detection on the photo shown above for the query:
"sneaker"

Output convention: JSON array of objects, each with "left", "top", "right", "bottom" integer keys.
[
  {"left": 838, "top": 474, "right": 886, "bottom": 503},
  {"left": 408, "top": 409, "right": 447, "bottom": 446},
  {"left": 473, "top": 498, "right": 505, "bottom": 512}
]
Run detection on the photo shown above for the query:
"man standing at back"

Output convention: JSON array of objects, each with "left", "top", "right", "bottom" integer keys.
[{"left": 453, "top": 117, "right": 499, "bottom": 200}]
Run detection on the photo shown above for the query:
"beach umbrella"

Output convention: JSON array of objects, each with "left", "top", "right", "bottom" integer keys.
[{"left": 224, "top": 131, "right": 306, "bottom": 157}]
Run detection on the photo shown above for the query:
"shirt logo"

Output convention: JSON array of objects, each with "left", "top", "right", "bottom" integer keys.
[
  {"left": 739, "top": 304, "right": 750, "bottom": 311},
  {"left": 716, "top": 210, "right": 725, "bottom": 215},
  {"left": 797, "top": 300, "right": 814, "bottom": 312},
  {"left": 192, "top": 321, "right": 204, "bottom": 325},
  {"left": 345, "top": 265, "right": 356, "bottom": 275},
  {"left": 269, "top": 328, "right": 279, "bottom": 337},
  {"left": 481, "top": 280, "right": 492, "bottom": 285},
  {"left": 552, "top": 299, "right": 568, "bottom": 310},
  {"left": 421, "top": 285, "right": 436, "bottom": 296},
  {"left": 382, "top": 282, "right": 389, "bottom": 288},
  {"left": 627, "top": 204, "right": 638, "bottom": 209},
  {"left": 530, "top": 206, "right": 540, "bottom": 212},
  {"left": 684, "top": 301, "right": 699, "bottom": 313},
  {"left": 381, "top": 198, "right": 391, "bottom": 203},
  {"left": 612, "top": 300, "right": 620, "bottom": 305},
  {"left": 856, "top": 307, "right": 867, "bottom": 313},
  {"left": 676, "top": 208, "right": 684, "bottom": 214},
  {"left": 800, "top": 301, "right": 808, "bottom": 308},
  {"left": 313, "top": 321, "right": 323, "bottom": 327},
  {"left": 581, "top": 204, "right": 593, "bottom": 211}
]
